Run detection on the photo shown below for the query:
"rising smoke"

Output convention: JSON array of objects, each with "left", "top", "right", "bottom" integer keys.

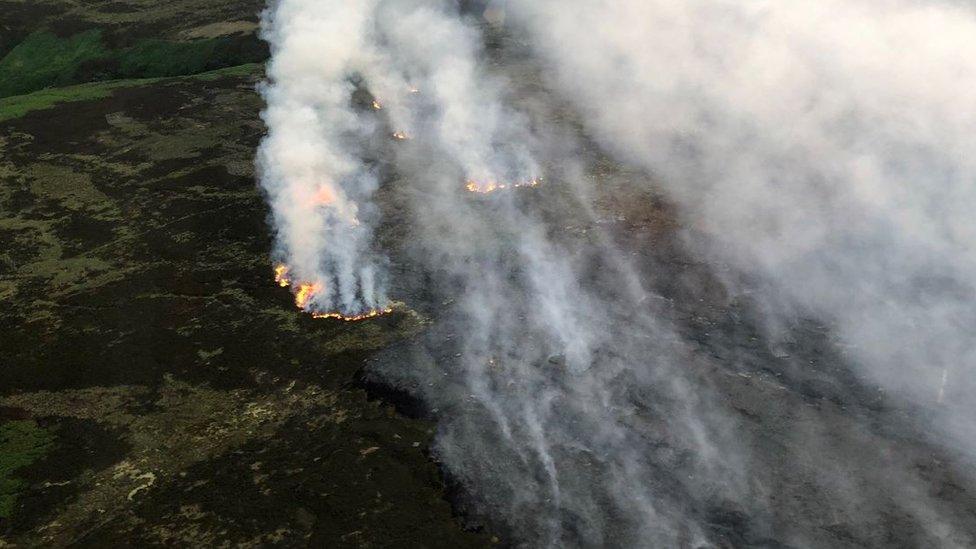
[
  {"left": 259, "top": 0, "right": 976, "bottom": 546},
  {"left": 258, "top": 1, "right": 388, "bottom": 316}
]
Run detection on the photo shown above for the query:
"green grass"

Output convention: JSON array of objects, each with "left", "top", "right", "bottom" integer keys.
[
  {"left": 0, "top": 78, "right": 152, "bottom": 122},
  {"left": 193, "top": 62, "right": 262, "bottom": 80},
  {"left": 0, "top": 63, "right": 261, "bottom": 122},
  {"left": 0, "top": 30, "right": 109, "bottom": 98},
  {"left": 117, "top": 38, "right": 261, "bottom": 78},
  {"left": 0, "top": 29, "right": 267, "bottom": 99},
  {"left": 0, "top": 420, "right": 56, "bottom": 519}
]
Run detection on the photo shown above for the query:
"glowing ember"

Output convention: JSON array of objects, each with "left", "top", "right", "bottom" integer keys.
[
  {"left": 274, "top": 264, "right": 291, "bottom": 287},
  {"left": 392, "top": 131, "right": 409, "bottom": 140},
  {"left": 371, "top": 100, "right": 382, "bottom": 110},
  {"left": 464, "top": 177, "right": 542, "bottom": 194}
]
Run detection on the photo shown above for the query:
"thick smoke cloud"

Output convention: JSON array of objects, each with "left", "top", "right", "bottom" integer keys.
[
  {"left": 259, "top": 0, "right": 976, "bottom": 546},
  {"left": 504, "top": 0, "right": 976, "bottom": 448}
]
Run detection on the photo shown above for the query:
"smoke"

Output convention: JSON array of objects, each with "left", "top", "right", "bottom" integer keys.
[
  {"left": 503, "top": 0, "right": 976, "bottom": 445},
  {"left": 258, "top": 0, "right": 976, "bottom": 546},
  {"left": 258, "top": 0, "right": 388, "bottom": 315},
  {"left": 257, "top": 0, "right": 540, "bottom": 315}
]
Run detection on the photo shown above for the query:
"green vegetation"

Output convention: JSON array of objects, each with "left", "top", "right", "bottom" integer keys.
[
  {"left": 0, "top": 29, "right": 266, "bottom": 99},
  {"left": 0, "top": 63, "right": 261, "bottom": 122},
  {"left": 0, "top": 78, "right": 152, "bottom": 122},
  {"left": 117, "top": 38, "right": 260, "bottom": 79},
  {"left": 0, "top": 420, "right": 56, "bottom": 519},
  {"left": 191, "top": 62, "right": 262, "bottom": 80},
  {"left": 0, "top": 30, "right": 109, "bottom": 98}
]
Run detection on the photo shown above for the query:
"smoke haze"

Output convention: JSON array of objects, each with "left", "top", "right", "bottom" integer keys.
[
  {"left": 505, "top": 0, "right": 976, "bottom": 448},
  {"left": 259, "top": 0, "right": 976, "bottom": 546}
]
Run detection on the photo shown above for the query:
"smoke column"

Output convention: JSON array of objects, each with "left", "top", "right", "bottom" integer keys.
[{"left": 258, "top": 1, "right": 388, "bottom": 316}]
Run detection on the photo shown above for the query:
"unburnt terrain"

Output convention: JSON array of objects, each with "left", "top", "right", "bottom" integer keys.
[{"left": 0, "top": 8, "right": 492, "bottom": 543}]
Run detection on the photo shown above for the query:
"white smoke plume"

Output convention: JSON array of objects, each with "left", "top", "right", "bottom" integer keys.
[
  {"left": 258, "top": 0, "right": 388, "bottom": 315},
  {"left": 257, "top": 0, "right": 539, "bottom": 316},
  {"left": 504, "top": 0, "right": 976, "bottom": 447},
  {"left": 259, "top": 0, "right": 976, "bottom": 546}
]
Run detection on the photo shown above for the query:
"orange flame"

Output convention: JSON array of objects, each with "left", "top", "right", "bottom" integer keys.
[
  {"left": 273, "top": 265, "right": 394, "bottom": 322},
  {"left": 294, "top": 282, "right": 322, "bottom": 309},
  {"left": 311, "top": 306, "right": 395, "bottom": 322},
  {"left": 392, "top": 131, "right": 409, "bottom": 140},
  {"left": 371, "top": 100, "right": 382, "bottom": 110},
  {"left": 465, "top": 177, "right": 542, "bottom": 194},
  {"left": 274, "top": 264, "right": 291, "bottom": 287}
]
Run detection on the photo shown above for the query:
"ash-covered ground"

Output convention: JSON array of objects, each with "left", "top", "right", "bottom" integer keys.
[{"left": 3, "top": 1, "right": 976, "bottom": 548}]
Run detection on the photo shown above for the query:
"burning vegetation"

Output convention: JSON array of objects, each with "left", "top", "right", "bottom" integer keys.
[
  {"left": 311, "top": 307, "right": 394, "bottom": 321},
  {"left": 465, "top": 177, "right": 542, "bottom": 194},
  {"left": 274, "top": 264, "right": 291, "bottom": 287},
  {"left": 273, "top": 264, "right": 392, "bottom": 321}
]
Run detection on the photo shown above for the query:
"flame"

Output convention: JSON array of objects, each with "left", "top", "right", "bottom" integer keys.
[
  {"left": 312, "top": 186, "right": 336, "bottom": 205},
  {"left": 294, "top": 282, "right": 322, "bottom": 309},
  {"left": 392, "top": 131, "right": 409, "bottom": 140},
  {"left": 274, "top": 264, "right": 291, "bottom": 287},
  {"left": 311, "top": 306, "right": 395, "bottom": 322},
  {"left": 408, "top": 87, "right": 420, "bottom": 94},
  {"left": 464, "top": 177, "right": 542, "bottom": 194},
  {"left": 371, "top": 100, "right": 382, "bottom": 110},
  {"left": 273, "top": 265, "right": 394, "bottom": 322}
]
